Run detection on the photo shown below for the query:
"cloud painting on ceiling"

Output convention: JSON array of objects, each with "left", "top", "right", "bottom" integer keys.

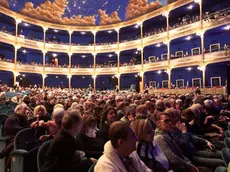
[{"left": 0, "top": 0, "right": 177, "bottom": 26}]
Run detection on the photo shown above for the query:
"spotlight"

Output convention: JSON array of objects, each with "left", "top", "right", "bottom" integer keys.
[
  {"left": 56, "top": 76, "right": 58, "bottom": 78},
  {"left": 53, "top": 53, "right": 57, "bottom": 57},
  {"left": 187, "top": 5, "right": 194, "bottom": 10},
  {"left": 185, "top": 36, "right": 192, "bottom": 41},
  {"left": 108, "top": 30, "right": 113, "bottom": 33},
  {"left": 54, "top": 29, "right": 59, "bottom": 33},
  {"left": 224, "top": 25, "right": 230, "bottom": 30},
  {"left": 22, "top": 74, "right": 25, "bottom": 77},
  {"left": 157, "top": 70, "right": 162, "bottom": 74},
  {"left": 156, "top": 43, "right": 161, "bottom": 47},
  {"left": 24, "top": 23, "right": 29, "bottom": 27},
  {"left": 81, "top": 55, "right": 86, "bottom": 58},
  {"left": 81, "top": 32, "right": 86, "bottom": 35},
  {"left": 108, "top": 54, "right": 113, "bottom": 57},
  {"left": 187, "top": 67, "right": 192, "bottom": 71},
  {"left": 22, "top": 50, "right": 27, "bottom": 54}
]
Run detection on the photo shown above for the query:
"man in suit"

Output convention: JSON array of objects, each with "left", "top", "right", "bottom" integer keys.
[{"left": 41, "top": 109, "right": 95, "bottom": 172}]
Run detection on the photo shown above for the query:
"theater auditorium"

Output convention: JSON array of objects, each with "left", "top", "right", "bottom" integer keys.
[{"left": 0, "top": 0, "right": 230, "bottom": 171}]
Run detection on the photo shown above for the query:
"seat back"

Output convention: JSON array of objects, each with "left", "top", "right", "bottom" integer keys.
[
  {"left": 37, "top": 140, "right": 52, "bottom": 172},
  {"left": 8, "top": 103, "right": 18, "bottom": 109},
  {"left": 0, "top": 106, "right": 13, "bottom": 114},
  {"left": 225, "top": 138, "right": 230, "bottom": 149},
  {"left": 0, "top": 114, "right": 8, "bottom": 136},
  {"left": 7, "top": 109, "right": 14, "bottom": 116},
  {"left": 14, "top": 128, "right": 36, "bottom": 150},
  {"left": 88, "top": 162, "right": 97, "bottom": 172},
  {"left": 221, "top": 148, "right": 230, "bottom": 167}
]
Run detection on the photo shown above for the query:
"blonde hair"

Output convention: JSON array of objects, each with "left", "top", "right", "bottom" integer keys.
[
  {"left": 131, "top": 118, "right": 149, "bottom": 142},
  {"left": 33, "top": 105, "right": 47, "bottom": 117},
  {"left": 53, "top": 104, "right": 64, "bottom": 110}
]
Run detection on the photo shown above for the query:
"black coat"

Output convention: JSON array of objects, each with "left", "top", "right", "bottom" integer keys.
[
  {"left": 75, "top": 133, "right": 103, "bottom": 159},
  {"left": 40, "top": 129, "right": 93, "bottom": 172}
]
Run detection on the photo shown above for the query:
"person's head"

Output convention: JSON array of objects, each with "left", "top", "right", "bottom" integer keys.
[
  {"left": 155, "top": 112, "right": 171, "bottom": 132},
  {"left": 117, "top": 101, "right": 126, "bottom": 112},
  {"left": 109, "top": 121, "right": 137, "bottom": 156},
  {"left": 49, "top": 97, "right": 56, "bottom": 105},
  {"left": 52, "top": 107, "right": 65, "bottom": 125},
  {"left": 135, "top": 104, "right": 148, "bottom": 117},
  {"left": 103, "top": 106, "right": 118, "bottom": 124},
  {"left": 131, "top": 118, "right": 154, "bottom": 143},
  {"left": 81, "top": 115, "right": 97, "bottom": 138},
  {"left": 124, "top": 106, "right": 136, "bottom": 121},
  {"left": 33, "top": 105, "right": 47, "bottom": 120},
  {"left": 165, "top": 108, "right": 181, "bottom": 129},
  {"left": 155, "top": 100, "right": 165, "bottom": 111},
  {"left": 145, "top": 101, "right": 155, "bottom": 114},
  {"left": 62, "top": 109, "right": 83, "bottom": 137},
  {"left": 14, "top": 103, "right": 29, "bottom": 117},
  {"left": 175, "top": 99, "right": 183, "bottom": 109}
]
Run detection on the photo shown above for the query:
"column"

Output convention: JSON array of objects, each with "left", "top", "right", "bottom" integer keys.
[
  {"left": 140, "top": 22, "right": 144, "bottom": 69},
  {"left": 15, "top": 19, "right": 21, "bottom": 44},
  {"left": 68, "top": 30, "right": 73, "bottom": 52},
  {"left": 167, "top": 42, "right": 171, "bottom": 65},
  {"left": 42, "top": 74, "right": 47, "bottom": 89},
  {"left": 199, "top": 65, "right": 206, "bottom": 88},
  {"left": 200, "top": 33, "right": 205, "bottom": 60},
  {"left": 166, "top": 69, "right": 171, "bottom": 89},
  {"left": 67, "top": 75, "right": 72, "bottom": 89},
  {"left": 43, "top": 27, "right": 48, "bottom": 50},
  {"left": 13, "top": 72, "right": 19, "bottom": 86},
  {"left": 116, "top": 51, "right": 120, "bottom": 73},
  {"left": 42, "top": 50, "right": 46, "bottom": 68},
  {"left": 115, "top": 28, "right": 120, "bottom": 49},
  {"left": 14, "top": 46, "right": 20, "bottom": 64},
  {"left": 139, "top": 72, "right": 144, "bottom": 93},
  {"left": 93, "top": 53, "right": 97, "bottom": 75},
  {"left": 68, "top": 53, "right": 72, "bottom": 73},
  {"left": 116, "top": 74, "right": 121, "bottom": 91},
  {"left": 92, "top": 75, "right": 97, "bottom": 91},
  {"left": 92, "top": 31, "right": 97, "bottom": 52}
]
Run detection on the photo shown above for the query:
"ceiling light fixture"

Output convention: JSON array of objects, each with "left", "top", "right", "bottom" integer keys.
[
  {"left": 156, "top": 43, "right": 161, "bottom": 47},
  {"left": 53, "top": 53, "right": 57, "bottom": 57},
  {"left": 54, "top": 29, "right": 59, "bottom": 33},
  {"left": 186, "top": 36, "right": 192, "bottom": 41},
  {"left": 187, "top": 67, "right": 192, "bottom": 71},
  {"left": 22, "top": 50, "right": 27, "bottom": 53},
  {"left": 109, "top": 54, "right": 113, "bottom": 57},
  {"left": 81, "top": 32, "right": 86, "bottom": 35},
  {"left": 108, "top": 30, "right": 113, "bottom": 33},
  {"left": 24, "top": 23, "right": 29, "bottom": 27},
  {"left": 224, "top": 25, "right": 230, "bottom": 30},
  {"left": 157, "top": 70, "right": 162, "bottom": 74},
  {"left": 187, "top": 5, "right": 194, "bottom": 10}
]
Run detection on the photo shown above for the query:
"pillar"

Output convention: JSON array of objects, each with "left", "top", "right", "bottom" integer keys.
[
  {"left": 42, "top": 51, "right": 46, "bottom": 68},
  {"left": 15, "top": 19, "right": 21, "bottom": 44},
  {"left": 14, "top": 46, "right": 20, "bottom": 64},
  {"left": 93, "top": 53, "right": 97, "bottom": 74},
  {"left": 68, "top": 53, "right": 72, "bottom": 73},
  {"left": 200, "top": 66, "right": 206, "bottom": 88},
  {"left": 139, "top": 72, "right": 144, "bottom": 93},
  {"left": 92, "top": 75, "right": 97, "bottom": 91},
  {"left": 200, "top": 33, "right": 205, "bottom": 60},
  {"left": 68, "top": 30, "right": 73, "bottom": 52},
  {"left": 167, "top": 42, "right": 171, "bottom": 65},
  {"left": 67, "top": 75, "right": 72, "bottom": 89},
  {"left": 167, "top": 69, "right": 171, "bottom": 89},
  {"left": 92, "top": 31, "right": 97, "bottom": 52},
  {"left": 116, "top": 74, "right": 121, "bottom": 91},
  {"left": 42, "top": 74, "right": 47, "bottom": 89},
  {"left": 13, "top": 72, "right": 19, "bottom": 86},
  {"left": 43, "top": 27, "right": 48, "bottom": 50},
  {"left": 115, "top": 28, "right": 120, "bottom": 48},
  {"left": 116, "top": 51, "right": 120, "bottom": 73}
]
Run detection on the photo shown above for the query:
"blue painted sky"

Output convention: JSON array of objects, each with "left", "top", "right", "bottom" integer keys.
[{"left": 8, "top": 0, "right": 168, "bottom": 23}]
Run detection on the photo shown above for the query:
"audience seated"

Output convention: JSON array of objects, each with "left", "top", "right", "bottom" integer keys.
[
  {"left": 154, "top": 112, "right": 199, "bottom": 172},
  {"left": 95, "top": 121, "right": 152, "bottom": 172},
  {"left": 131, "top": 118, "right": 170, "bottom": 171},
  {"left": 40, "top": 109, "right": 96, "bottom": 172}
]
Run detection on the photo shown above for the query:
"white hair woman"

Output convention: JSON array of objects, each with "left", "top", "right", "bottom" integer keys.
[{"left": 39, "top": 107, "right": 65, "bottom": 141}]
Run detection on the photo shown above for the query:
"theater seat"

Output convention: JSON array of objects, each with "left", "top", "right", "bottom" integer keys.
[
  {"left": 37, "top": 140, "right": 51, "bottom": 172},
  {"left": 0, "top": 114, "right": 9, "bottom": 170},
  {"left": 11, "top": 128, "right": 38, "bottom": 172},
  {"left": 88, "top": 162, "right": 97, "bottom": 172},
  {"left": 221, "top": 148, "right": 230, "bottom": 167}
]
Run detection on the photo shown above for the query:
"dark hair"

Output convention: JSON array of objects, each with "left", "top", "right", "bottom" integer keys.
[
  {"left": 154, "top": 112, "right": 170, "bottom": 121},
  {"left": 181, "top": 109, "right": 195, "bottom": 122},
  {"left": 109, "top": 121, "right": 130, "bottom": 148},
  {"left": 81, "top": 115, "right": 97, "bottom": 134},
  {"left": 62, "top": 109, "right": 82, "bottom": 130},
  {"left": 102, "top": 106, "right": 117, "bottom": 120}
]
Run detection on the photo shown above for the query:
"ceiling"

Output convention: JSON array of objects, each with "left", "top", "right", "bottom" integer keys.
[{"left": 4, "top": 0, "right": 171, "bottom": 26}]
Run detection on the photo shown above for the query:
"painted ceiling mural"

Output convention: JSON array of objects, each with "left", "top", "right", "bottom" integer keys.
[{"left": 0, "top": 0, "right": 176, "bottom": 26}]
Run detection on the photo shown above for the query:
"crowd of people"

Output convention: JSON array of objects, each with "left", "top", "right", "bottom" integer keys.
[{"left": 0, "top": 83, "right": 229, "bottom": 172}]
